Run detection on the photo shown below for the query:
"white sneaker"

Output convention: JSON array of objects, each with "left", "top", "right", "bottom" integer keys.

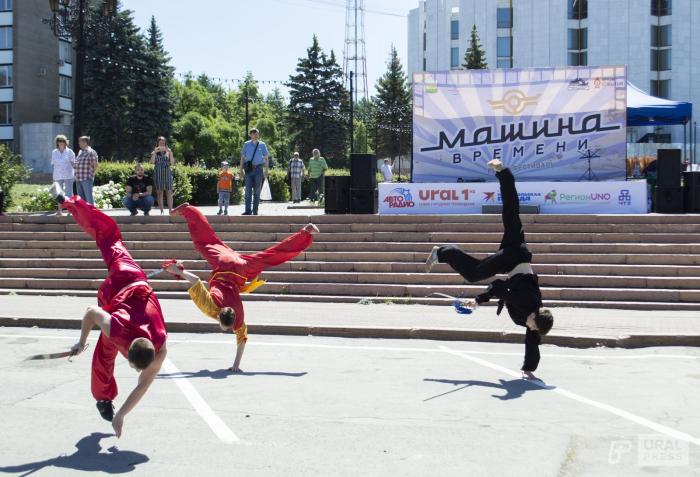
[
  {"left": 425, "top": 246, "right": 440, "bottom": 273},
  {"left": 49, "top": 182, "right": 65, "bottom": 203},
  {"left": 487, "top": 159, "right": 503, "bottom": 172},
  {"left": 304, "top": 223, "right": 320, "bottom": 234}
]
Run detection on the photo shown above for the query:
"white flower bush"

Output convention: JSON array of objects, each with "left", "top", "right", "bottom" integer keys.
[{"left": 93, "top": 182, "right": 126, "bottom": 209}]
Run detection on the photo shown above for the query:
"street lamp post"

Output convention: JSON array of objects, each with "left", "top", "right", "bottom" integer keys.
[{"left": 44, "top": 0, "right": 117, "bottom": 148}]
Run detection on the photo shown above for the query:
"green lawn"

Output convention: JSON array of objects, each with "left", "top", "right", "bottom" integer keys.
[{"left": 9, "top": 184, "right": 49, "bottom": 212}]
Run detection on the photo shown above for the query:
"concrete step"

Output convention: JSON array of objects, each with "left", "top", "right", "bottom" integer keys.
[
  {"left": 3, "top": 268, "right": 700, "bottom": 290},
  {"left": 1, "top": 230, "right": 698, "bottom": 244},
  {"left": 5, "top": 221, "right": 700, "bottom": 234},
  {"left": 0, "top": 248, "right": 698, "bottom": 265},
  {"left": 1, "top": 278, "right": 698, "bottom": 303},
  {"left": 3, "top": 288, "right": 700, "bottom": 311},
  {"left": 2, "top": 258, "right": 699, "bottom": 277},
  {"left": 2, "top": 240, "right": 699, "bottom": 255}
]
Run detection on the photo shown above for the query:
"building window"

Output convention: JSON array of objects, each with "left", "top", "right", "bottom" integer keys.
[
  {"left": 0, "top": 102, "right": 12, "bottom": 125},
  {"left": 497, "top": 59, "right": 512, "bottom": 69},
  {"left": 0, "top": 27, "right": 11, "bottom": 50},
  {"left": 0, "top": 64, "right": 10, "bottom": 87},
  {"left": 423, "top": 58, "right": 426, "bottom": 70},
  {"left": 497, "top": 8, "right": 512, "bottom": 28},
  {"left": 651, "top": 0, "right": 672, "bottom": 16},
  {"left": 450, "top": 20, "right": 459, "bottom": 40},
  {"left": 651, "top": 24, "right": 672, "bottom": 47},
  {"left": 450, "top": 47, "right": 459, "bottom": 68},
  {"left": 0, "top": 0, "right": 11, "bottom": 12},
  {"left": 651, "top": 79, "right": 670, "bottom": 98},
  {"left": 568, "top": 51, "right": 588, "bottom": 66},
  {"left": 497, "top": 36, "right": 512, "bottom": 57},
  {"left": 568, "top": 28, "right": 588, "bottom": 50},
  {"left": 59, "top": 41, "right": 72, "bottom": 64},
  {"left": 59, "top": 76, "right": 72, "bottom": 98},
  {"left": 568, "top": 0, "right": 587, "bottom": 20},
  {"left": 651, "top": 48, "right": 671, "bottom": 71},
  {"left": 423, "top": 32, "right": 426, "bottom": 51}
]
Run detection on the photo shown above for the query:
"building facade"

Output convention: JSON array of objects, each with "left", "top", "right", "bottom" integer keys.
[
  {"left": 408, "top": 0, "right": 698, "bottom": 141},
  {"left": 2, "top": 0, "right": 73, "bottom": 173}
]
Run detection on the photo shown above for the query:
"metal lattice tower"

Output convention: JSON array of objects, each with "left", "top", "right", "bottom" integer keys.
[{"left": 343, "top": 0, "right": 368, "bottom": 103}]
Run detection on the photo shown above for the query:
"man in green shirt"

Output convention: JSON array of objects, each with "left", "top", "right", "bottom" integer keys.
[{"left": 306, "top": 148, "right": 328, "bottom": 201}]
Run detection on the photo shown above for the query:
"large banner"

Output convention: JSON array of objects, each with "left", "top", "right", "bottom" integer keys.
[
  {"left": 412, "top": 66, "right": 628, "bottom": 182},
  {"left": 379, "top": 181, "right": 647, "bottom": 214}
]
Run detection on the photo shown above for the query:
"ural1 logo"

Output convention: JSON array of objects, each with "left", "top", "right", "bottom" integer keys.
[
  {"left": 544, "top": 190, "right": 557, "bottom": 204},
  {"left": 618, "top": 189, "right": 632, "bottom": 206},
  {"left": 384, "top": 188, "right": 415, "bottom": 208},
  {"left": 483, "top": 192, "right": 496, "bottom": 203}
]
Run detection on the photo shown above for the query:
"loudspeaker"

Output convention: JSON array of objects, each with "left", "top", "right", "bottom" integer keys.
[
  {"left": 654, "top": 186, "right": 683, "bottom": 213},
  {"left": 324, "top": 176, "right": 351, "bottom": 214},
  {"left": 350, "top": 187, "right": 377, "bottom": 214},
  {"left": 657, "top": 149, "right": 682, "bottom": 188},
  {"left": 682, "top": 172, "right": 700, "bottom": 212},
  {"left": 350, "top": 153, "right": 377, "bottom": 189}
]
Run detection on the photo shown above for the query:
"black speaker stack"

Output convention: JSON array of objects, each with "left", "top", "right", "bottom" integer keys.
[
  {"left": 683, "top": 171, "right": 700, "bottom": 212},
  {"left": 324, "top": 176, "right": 351, "bottom": 214},
  {"left": 349, "top": 153, "right": 377, "bottom": 214},
  {"left": 654, "top": 149, "right": 683, "bottom": 213}
]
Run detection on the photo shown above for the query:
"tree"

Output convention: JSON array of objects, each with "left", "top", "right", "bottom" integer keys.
[
  {"left": 463, "top": 25, "right": 488, "bottom": 69},
  {"left": 130, "top": 16, "right": 174, "bottom": 159},
  {"left": 81, "top": 8, "right": 175, "bottom": 160},
  {"left": 374, "top": 46, "right": 411, "bottom": 164},
  {"left": 287, "top": 35, "right": 350, "bottom": 167}
]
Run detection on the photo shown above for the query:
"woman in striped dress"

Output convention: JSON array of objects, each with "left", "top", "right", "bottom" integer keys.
[{"left": 149, "top": 136, "right": 175, "bottom": 214}]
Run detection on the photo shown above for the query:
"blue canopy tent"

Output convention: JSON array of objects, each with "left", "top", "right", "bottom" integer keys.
[{"left": 627, "top": 82, "right": 694, "bottom": 163}]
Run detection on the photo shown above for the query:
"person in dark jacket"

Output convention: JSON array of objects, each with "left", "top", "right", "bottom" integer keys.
[{"left": 425, "top": 159, "right": 553, "bottom": 379}]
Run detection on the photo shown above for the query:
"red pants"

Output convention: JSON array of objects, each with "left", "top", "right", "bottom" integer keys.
[
  {"left": 180, "top": 205, "right": 313, "bottom": 282},
  {"left": 63, "top": 197, "right": 148, "bottom": 401}
]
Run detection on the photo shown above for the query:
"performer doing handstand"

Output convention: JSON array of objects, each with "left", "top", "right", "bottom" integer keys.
[
  {"left": 51, "top": 184, "right": 168, "bottom": 436},
  {"left": 166, "top": 203, "right": 317, "bottom": 371},
  {"left": 425, "top": 159, "right": 553, "bottom": 379}
]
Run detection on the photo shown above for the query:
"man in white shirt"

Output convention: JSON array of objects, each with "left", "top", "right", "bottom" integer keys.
[{"left": 381, "top": 159, "right": 393, "bottom": 182}]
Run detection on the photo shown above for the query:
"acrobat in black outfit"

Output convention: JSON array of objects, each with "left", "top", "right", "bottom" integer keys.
[{"left": 425, "top": 159, "right": 554, "bottom": 378}]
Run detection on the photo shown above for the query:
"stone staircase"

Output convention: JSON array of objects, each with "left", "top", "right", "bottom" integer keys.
[{"left": 1, "top": 213, "right": 699, "bottom": 310}]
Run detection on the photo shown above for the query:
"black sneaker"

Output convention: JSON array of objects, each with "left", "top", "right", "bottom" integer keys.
[
  {"left": 96, "top": 400, "right": 114, "bottom": 422},
  {"left": 144, "top": 210, "right": 150, "bottom": 216},
  {"left": 49, "top": 182, "right": 65, "bottom": 204},
  {"left": 130, "top": 210, "right": 138, "bottom": 216},
  {"left": 217, "top": 209, "right": 223, "bottom": 215}
]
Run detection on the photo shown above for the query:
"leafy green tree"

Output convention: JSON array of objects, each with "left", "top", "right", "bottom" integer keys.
[
  {"left": 374, "top": 46, "right": 411, "bottom": 163},
  {"left": 463, "top": 25, "right": 488, "bottom": 69}
]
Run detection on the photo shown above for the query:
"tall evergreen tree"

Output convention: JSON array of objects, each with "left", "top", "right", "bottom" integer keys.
[
  {"left": 462, "top": 25, "right": 488, "bottom": 69},
  {"left": 130, "top": 16, "right": 175, "bottom": 159},
  {"left": 287, "top": 36, "right": 349, "bottom": 167},
  {"left": 82, "top": 8, "right": 174, "bottom": 160},
  {"left": 374, "top": 46, "right": 411, "bottom": 165},
  {"left": 82, "top": 8, "right": 146, "bottom": 160}
]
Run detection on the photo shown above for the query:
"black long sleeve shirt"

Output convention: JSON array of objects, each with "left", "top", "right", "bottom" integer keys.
[{"left": 475, "top": 274, "right": 543, "bottom": 371}]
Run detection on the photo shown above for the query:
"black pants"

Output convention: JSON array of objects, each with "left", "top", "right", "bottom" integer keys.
[{"left": 438, "top": 168, "right": 532, "bottom": 282}]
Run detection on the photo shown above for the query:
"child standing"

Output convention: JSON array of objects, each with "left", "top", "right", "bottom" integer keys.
[{"left": 217, "top": 161, "right": 234, "bottom": 215}]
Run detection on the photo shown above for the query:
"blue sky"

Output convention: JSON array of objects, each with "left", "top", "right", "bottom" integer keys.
[{"left": 121, "top": 0, "right": 417, "bottom": 97}]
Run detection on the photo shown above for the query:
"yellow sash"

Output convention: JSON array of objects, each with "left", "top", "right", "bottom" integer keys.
[{"left": 210, "top": 271, "right": 266, "bottom": 294}]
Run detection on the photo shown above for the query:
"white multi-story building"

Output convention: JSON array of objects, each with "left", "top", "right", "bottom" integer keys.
[{"left": 408, "top": 0, "right": 698, "bottom": 142}]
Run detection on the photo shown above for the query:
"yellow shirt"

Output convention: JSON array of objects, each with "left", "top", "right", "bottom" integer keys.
[{"left": 188, "top": 279, "right": 248, "bottom": 345}]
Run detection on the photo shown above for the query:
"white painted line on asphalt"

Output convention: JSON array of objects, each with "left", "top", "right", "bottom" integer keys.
[
  {"left": 1, "top": 333, "right": 699, "bottom": 360},
  {"left": 438, "top": 345, "right": 700, "bottom": 447},
  {"left": 162, "top": 358, "right": 240, "bottom": 444}
]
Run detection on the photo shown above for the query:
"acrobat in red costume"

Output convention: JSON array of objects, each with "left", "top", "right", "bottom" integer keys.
[
  {"left": 59, "top": 194, "right": 167, "bottom": 436},
  {"left": 167, "top": 203, "right": 317, "bottom": 371}
]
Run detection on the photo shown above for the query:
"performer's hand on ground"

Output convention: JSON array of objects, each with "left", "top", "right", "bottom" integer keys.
[
  {"left": 487, "top": 159, "right": 504, "bottom": 172},
  {"left": 228, "top": 366, "right": 243, "bottom": 373},
  {"left": 112, "top": 411, "right": 124, "bottom": 438},
  {"left": 521, "top": 370, "right": 541, "bottom": 381}
]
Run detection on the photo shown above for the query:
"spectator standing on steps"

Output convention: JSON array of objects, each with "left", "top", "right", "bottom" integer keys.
[
  {"left": 74, "top": 136, "right": 99, "bottom": 205},
  {"left": 51, "top": 134, "right": 75, "bottom": 216},
  {"left": 306, "top": 149, "right": 328, "bottom": 201},
  {"left": 239, "top": 128, "right": 269, "bottom": 216},
  {"left": 217, "top": 161, "right": 234, "bottom": 215},
  {"left": 288, "top": 152, "right": 305, "bottom": 203}
]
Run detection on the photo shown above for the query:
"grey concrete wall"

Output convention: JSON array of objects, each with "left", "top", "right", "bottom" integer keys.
[{"left": 20, "top": 122, "right": 72, "bottom": 174}]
